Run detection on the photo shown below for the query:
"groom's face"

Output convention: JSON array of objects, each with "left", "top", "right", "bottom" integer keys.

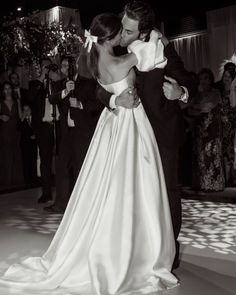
[{"left": 120, "top": 13, "right": 140, "bottom": 47}]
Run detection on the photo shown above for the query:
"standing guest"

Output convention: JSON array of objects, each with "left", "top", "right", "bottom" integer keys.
[
  {"left": 19, "top": 104, "right": 38, "bottom": 184},
  {"left": 44, "top": 54, "right": 103, "bottom": 213},
  {"left": 28, "top": 58, "right": 59, "bottom": 203},
  {"left": 219, "top": 69, "right": 236, "bottom": 185},
  {"left": 215, "top": 62, "right": 236, "bottom": 92},
  {"left": 9, "top": 72, "right": 29, "bottom": 110},
  {"left": 0, "top": 81, "right": 23, "bottom": 188},
  {"left": 189, "top": 68, "right": 224, "bottom": 192}
]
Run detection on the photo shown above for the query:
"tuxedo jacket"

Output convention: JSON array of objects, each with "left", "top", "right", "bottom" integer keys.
[
  {"left": 19, "top": 118, "right": 35, "bottom": 144},
  {"left": 28, "top": 79, "right": 55, "bottom": 132},
  {"left": 97, "top": 43, "right": 197, "bottom": 150},
  {"left": 48, "top": 78, "right": 68, "bottom": 138},
  {"left": 49, "top": 76, "right": 104, "bottom": 139}
]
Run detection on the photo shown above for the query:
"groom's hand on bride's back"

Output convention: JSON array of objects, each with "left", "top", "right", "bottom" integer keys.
[{"left": 116, "top": 87, "right": 140, "bottom": 109}]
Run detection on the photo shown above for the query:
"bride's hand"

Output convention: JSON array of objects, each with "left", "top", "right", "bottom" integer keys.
[{"left": 116, "top": 87, "right": 139, "bottom": 109}]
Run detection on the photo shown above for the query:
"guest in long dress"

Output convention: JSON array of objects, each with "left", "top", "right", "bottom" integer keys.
[
  {"left": 219, "top": 69, "right": 236, "bottom": 185},
  {"left": 28, "top": 58, "right": 58, "bottom": 203},
  {"left": 0, "top": 81, "right": 23, "bottom": 188},
  {"left": 189, "top": 68, "right": 225, "bottom": 192}
]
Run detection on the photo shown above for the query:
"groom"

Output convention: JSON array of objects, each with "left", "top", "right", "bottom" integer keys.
[{"left": 97, "top": 1, "right": 197, "bottom": 270}]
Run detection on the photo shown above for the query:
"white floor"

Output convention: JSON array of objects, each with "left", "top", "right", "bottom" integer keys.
[{"left": 0, "top": 188, "right": 235, "bottom": 295}]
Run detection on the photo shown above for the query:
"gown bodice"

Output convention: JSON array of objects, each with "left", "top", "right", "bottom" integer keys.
[{"left": 98, "top": 71, "right": 135, "bottom": 96}]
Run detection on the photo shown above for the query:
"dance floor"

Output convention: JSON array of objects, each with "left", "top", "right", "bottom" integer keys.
[{"left": 0, "top": 188, "right": 235, "bottom": 295}]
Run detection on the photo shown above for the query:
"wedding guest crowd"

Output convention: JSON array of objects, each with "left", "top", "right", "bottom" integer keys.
[
  {"left": 1, "top": 50, "right": 236, "bottom": 200},
  {"left": 180, "top": 62, "right": 236, "bottom": 192}
]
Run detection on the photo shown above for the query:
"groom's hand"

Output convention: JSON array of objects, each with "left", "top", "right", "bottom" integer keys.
[
  {"left": 163, "top": 76, "right": 184, "bottom": 100},
  {"left": 116, "top": 87, "right": 139, "bottom": 109}
]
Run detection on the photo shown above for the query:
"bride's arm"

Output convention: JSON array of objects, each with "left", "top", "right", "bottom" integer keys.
[{"left": 128, "top": 30, "right": 167, "bottom": 71}]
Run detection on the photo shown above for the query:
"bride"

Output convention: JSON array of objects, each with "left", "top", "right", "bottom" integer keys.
[{"left": 0, "top": 13, "right": 178, "bottom": 295}]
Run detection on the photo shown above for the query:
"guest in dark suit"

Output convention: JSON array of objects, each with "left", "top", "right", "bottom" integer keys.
[
  {"left": 28, "top": 58, "right": 59, "bottom": 203},
  {"left": 44, "top": 55, "right": 103, "bottom": 213},
  {"left": 96, "top": 1, "right": 197, "bottom": 270},
  {"left": 9, "top": 72, "right": 29, "bottom": 109},
  {"left": 19, "top": 104, "right": 38, "bottom": 184}
]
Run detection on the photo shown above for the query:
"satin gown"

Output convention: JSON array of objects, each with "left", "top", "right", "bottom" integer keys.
[{"left": 0, "top": 32, "right": 178, "bottom": 293}]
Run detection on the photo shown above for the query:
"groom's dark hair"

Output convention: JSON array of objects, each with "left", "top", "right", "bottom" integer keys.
[{"left": 123, "top": 1, "right": 155, "bottom": 35}]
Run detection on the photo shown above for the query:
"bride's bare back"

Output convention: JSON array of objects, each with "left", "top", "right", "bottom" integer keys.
[{"left": 97, "top": 50, "right": 137, "bottom": 86}]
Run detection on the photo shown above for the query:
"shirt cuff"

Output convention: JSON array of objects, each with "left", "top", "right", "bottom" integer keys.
[
  {"left": 61, "top": 89, "right": 69, "bottom": 99},
  {"left": 77, "top": 101, "right": 83, "bottom": 109},
  {"left": 179, "top": 86, "right": 189, "bottom": 103},
  {"left": 109, "top": 95, "right": 117, "bottom": 109}
]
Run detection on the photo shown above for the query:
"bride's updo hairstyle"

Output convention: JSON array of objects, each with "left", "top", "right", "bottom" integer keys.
[{"left": 86, "top": 13, "right": 121, "bottom": 78}]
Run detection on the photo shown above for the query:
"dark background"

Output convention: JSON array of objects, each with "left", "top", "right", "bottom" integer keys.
[{"left": 1, "top": 0, "right": 236, "bottom": 27}]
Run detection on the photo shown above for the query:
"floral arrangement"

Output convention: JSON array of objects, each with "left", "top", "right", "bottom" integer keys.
[{"left": 0, "top": 15, "right": 84, "bottom": 70}]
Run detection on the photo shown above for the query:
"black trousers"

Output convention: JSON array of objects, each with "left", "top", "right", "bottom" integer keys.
[
  {"left": 54, "top": 127, "right": 92, "bottom": 210},
  {"left": 37, "top": 122, "right": 55, "bottom": 197},
  {"left": 158, "top": 145, "right": 182, "bottom": 264},
  {"left": 21, "top": 140, "right": 38, "bottom": 183}
]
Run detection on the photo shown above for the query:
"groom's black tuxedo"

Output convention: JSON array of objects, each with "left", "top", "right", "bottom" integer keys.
[
  {"left": 97, "top": 43, "right": 197, "bottom": 269},
  {"left": 100, "top": 43, "right": 196, "bottom": 149}
]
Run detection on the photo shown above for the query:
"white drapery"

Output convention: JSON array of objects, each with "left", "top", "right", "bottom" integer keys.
[
  {"left": 31, "top": 6, "right": 82, "bottom": 27},
  {"left": 170, "top": 31, "right": 209, "bottom": 74},
  {"left": 168, "top": 5, "right": 236, "bottom": 80},
  {"left": 207, "top": 5, "right": 236, "bottom": 80}
]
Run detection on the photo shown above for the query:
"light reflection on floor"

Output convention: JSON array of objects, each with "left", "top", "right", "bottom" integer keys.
[
  {"left": 180, "top": 200, "right": 236, "bottom": 255},
  {"left": 2, "top": 194, "right": 235, "bottom": 255},
  {"left": 0, "top": 188, "right": 235, "bottom": 295},
  {"left": 3, "top": 206, "right": 62, "bottom": 234}
]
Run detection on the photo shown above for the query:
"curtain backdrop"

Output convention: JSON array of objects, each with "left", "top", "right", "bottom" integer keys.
[
  {"left": 207, "top": 5, "right": 236, "bottom": 80},
  {"left": 169, "top": 5, "right": 236, "bottom": 80},
  {"left": 170, "top": 32, "right": 209, "bottom": 75},
  {"left": 32, "top": 6, "right": 82, "bottom": 27}
]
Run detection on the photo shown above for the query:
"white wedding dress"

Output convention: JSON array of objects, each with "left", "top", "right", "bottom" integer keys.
[{"left": 0, "top": 32, "right": 178, "bottom": 295}]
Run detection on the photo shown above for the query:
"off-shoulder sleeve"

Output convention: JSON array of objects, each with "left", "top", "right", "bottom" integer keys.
[{"left": 127, "top": 30, "right": 167, "bottom": 72}]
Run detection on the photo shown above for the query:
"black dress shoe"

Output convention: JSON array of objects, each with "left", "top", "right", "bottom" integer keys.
[
  {"left": 37, "top": 195, "right": 52, "bottom": 204},
  {"left": 43, "top": 205, "right": 64, "bottom": 214},
  {"left": 172, "top": 258, "right": 180, "bottom": 271}
]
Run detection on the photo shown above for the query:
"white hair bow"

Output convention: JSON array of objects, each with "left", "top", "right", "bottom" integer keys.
[{"left": 84, "top": 29, "right": 98, "bottom": 53}]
